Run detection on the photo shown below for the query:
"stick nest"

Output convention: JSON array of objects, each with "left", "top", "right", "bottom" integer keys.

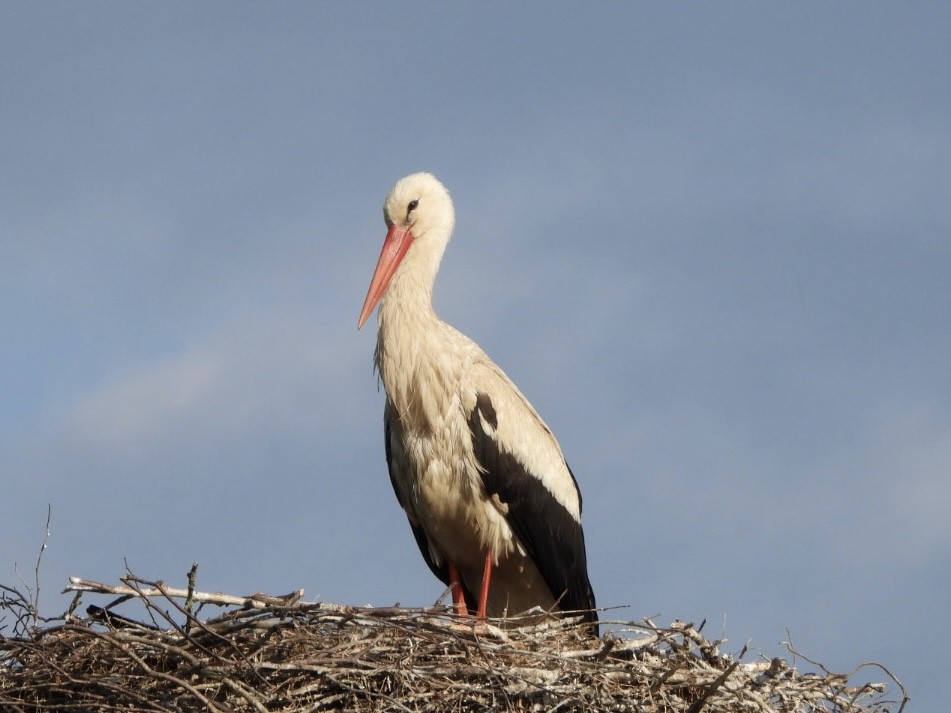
[{"left": 1, "top": 570, "right": 907, "bottom": 713}]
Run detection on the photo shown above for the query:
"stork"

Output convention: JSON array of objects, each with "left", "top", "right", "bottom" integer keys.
[{"left": 358, "top": 173, "right": 598, "bottom": 632}]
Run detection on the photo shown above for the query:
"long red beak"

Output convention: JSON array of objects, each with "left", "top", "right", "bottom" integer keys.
[{"left": 357, "top": 224, "right": 414, "bottom": 329}]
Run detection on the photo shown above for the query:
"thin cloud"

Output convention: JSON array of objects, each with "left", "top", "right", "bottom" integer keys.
[{"left": 65, "top": 350, "right": 223, "bottom": 447}]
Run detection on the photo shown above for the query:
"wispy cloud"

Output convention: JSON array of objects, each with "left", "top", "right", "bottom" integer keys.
[{"left": 66, "top": 349, "right": 223, "bottom": 447}]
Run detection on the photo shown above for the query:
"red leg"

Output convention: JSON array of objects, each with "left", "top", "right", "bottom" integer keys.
[
  {"left": 476, "top": 552, "right": 493, "bottom": 620},
  {"left": 447, "top": 561, "right": 467, "bottom": 615}
]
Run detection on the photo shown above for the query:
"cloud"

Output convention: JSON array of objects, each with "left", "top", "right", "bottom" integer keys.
[
  {"left": 66, "top": 349, "right": 223, "bottom": 447},
  {"left": 47, "top": 308, "right": 370, "bottom": 464}
]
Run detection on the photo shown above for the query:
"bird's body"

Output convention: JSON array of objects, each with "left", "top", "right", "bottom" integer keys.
[{"left": 359, "top": 173, "right": 597, "bottom": 630}]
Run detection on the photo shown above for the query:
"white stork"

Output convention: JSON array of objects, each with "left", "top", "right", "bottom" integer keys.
[{"left": 358, "top": 173, "right": 598, "bottom": 631}]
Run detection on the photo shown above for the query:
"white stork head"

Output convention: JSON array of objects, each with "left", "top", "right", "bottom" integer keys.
[{"left": 358, "top": 172, "right": 456, "bottom": 329}]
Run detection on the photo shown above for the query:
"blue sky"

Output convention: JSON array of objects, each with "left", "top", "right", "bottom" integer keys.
[{"left": 3, "top": 2, "right": 948, "bottom": 708}]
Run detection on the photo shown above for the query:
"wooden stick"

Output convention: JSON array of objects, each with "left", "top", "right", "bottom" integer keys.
[{"left": 64, "top": 576, "right": 304, "bottom": 609}]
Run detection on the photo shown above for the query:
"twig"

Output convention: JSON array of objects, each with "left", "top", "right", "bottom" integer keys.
[
  {"left": 64, "top": 576, "right": 304, "bottom": 608},
  {"left": 34, "top": 504, "right": 52, "bottom": 618},
  {"left": 783, "top": 637, "right": 910, "bottom": 713},
  {"left": 184, "top": 561, "right": 199, "bottom": 628},
  {"left": 687, "top": 660, "right": 740, "bottom": 713}
]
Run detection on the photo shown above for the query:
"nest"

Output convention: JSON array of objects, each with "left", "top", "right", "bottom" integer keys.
[{"left": 1, "top": 568, "right": 907, "bottom": 713}]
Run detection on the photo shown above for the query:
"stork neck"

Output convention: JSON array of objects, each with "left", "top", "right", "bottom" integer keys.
[
  {"left": 378, "top": 267, "right": 437, "bottom": 333},
  {"left": 374, "top": 253, "right": 460, "bottom": 430}
]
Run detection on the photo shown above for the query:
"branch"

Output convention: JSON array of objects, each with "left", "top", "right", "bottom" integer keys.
[{"left": 64, "top": 576, "right": 304, "bottom": 609}]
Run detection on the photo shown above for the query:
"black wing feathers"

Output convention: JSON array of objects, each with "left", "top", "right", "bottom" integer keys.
[{"left": 468, "top": 393, "right": 598, "bottom": 629}]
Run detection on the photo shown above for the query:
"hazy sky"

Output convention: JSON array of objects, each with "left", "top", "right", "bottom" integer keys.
[{"left": 3, "top": 3, "right": 948, "bottom": 709}]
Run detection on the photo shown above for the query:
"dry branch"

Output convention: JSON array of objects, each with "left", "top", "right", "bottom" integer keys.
[
  {"left": 1, "top": 570, "right": 907, "bottom": 713},
  {"left": 65, "top": 575, "right": 305, "bottom": 609}
]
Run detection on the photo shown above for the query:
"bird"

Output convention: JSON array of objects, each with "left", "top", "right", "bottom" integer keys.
[{"left": 358, "top": 172, "right": 598, "bottom": 632}]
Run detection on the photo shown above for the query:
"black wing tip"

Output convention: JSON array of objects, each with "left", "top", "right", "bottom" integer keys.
[
  {"left": 567, "top": 608, "right": 600, "bottom": 637},
  {"left": 555, "top": 579, "right": 599, "bottom": 634},
  {"left": 469, "top": 391, "right": 600, "bottom": 635}
]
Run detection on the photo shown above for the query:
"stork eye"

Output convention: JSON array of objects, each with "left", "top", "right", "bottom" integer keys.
[{"left": 407, "top": 199, "right": 419, "bottom": 214}]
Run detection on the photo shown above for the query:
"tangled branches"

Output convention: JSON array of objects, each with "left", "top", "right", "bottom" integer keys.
[{"left": 1, "top": 569, "right": 907, "bottom": 712}]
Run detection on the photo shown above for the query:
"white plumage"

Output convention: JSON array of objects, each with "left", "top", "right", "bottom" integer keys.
[{"left": 359, "top": 173, "right": 597, "bottom": 630}]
